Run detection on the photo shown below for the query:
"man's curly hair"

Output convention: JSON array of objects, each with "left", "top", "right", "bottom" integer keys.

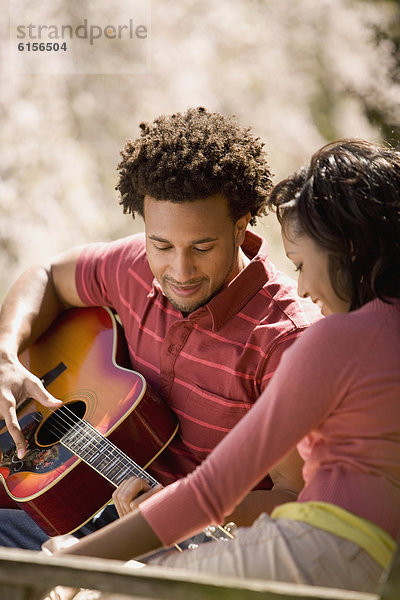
[{"left": 116, "top": 107, "right": 272, "bottom": 225}]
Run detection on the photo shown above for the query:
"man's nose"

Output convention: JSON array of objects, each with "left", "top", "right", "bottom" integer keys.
[{"left": 171, "top": 251, "right": 196, "bottom": 282}]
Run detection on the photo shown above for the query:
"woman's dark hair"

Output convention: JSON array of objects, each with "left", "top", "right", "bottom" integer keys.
[
  {"left": 116, "top": 107, "right": 272, "bottom": 225},
  {"left": 268, "top": 139, "right": 400, "bottom": 310}
]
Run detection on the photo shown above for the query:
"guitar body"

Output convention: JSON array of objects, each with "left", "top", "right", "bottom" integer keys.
[{"left": 0, "top": 307, "right": 178, "bottom": 536}]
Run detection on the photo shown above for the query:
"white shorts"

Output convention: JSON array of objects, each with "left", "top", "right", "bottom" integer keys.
[{"left": 149, "top": 513, "right": 384, "bottom": 593}]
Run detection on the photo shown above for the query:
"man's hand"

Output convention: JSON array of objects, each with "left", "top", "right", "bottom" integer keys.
[
  {"left": 0, "top": 356, "right": 62, "bottom": 458},
  {"left": 112, "top": 477, "right": 163, "bottom": 518}
]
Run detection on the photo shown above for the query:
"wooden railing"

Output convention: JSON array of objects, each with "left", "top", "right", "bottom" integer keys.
[{"left": 0, "top": 543, "right": 397, "bottom": 600}]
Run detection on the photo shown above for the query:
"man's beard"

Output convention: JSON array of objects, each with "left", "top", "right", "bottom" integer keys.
[{"left": 163, "top": 281, "right": 227, "bottom": 315}]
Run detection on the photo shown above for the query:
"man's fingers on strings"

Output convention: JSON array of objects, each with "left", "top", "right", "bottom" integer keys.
[
  {"left": 113, "top": 477, "right": 154, "bottom": 517},
  {"left": 6, "top": 408, "right": 27, "bottom": 459},
  {"left": 129, "top": 483, "right": 163, "bottom": 511},
  {"left": 25, "top": 376, "right": 62, "bottom": 408}
]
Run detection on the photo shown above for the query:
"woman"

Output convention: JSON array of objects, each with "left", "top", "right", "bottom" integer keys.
[{"left": 58, "top": 140, "right": 400, "bottom": 593}]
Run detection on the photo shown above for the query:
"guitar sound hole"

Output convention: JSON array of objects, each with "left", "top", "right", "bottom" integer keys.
[{"left": 36, "top": 401, "right": 86, "bottom": 446}]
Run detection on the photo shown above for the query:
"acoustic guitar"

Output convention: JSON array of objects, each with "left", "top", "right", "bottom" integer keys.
[{"left": 0, "top": 307, "right": 179, "bottom": 537}]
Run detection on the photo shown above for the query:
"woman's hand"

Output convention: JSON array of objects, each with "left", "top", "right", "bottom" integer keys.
[{"left": 112, "top": 477, "right": 163, "bottom": 518}]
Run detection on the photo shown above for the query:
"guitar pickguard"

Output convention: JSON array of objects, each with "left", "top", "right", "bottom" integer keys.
[{"left": 0, "top": 412, "right": 73, "bottom": 476}]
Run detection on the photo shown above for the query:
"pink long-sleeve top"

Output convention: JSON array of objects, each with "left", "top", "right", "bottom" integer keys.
[{"left": 140, "top": 298, "right": 400, "bottom": 544}]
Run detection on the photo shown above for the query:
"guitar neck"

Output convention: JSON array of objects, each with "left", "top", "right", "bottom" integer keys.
[
  {"left": 60, "top": 420, "right": 159, "bottom": 489},
  {"left": 61, "top": 417, "right": 235, "bottom": 548}
]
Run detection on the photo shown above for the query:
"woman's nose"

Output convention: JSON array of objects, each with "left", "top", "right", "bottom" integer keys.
[{"left": 297, "top": 277, "right": 309, "bottom": 299}]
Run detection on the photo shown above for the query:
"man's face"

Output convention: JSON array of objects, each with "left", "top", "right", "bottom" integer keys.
[{"left": 144, "top": 194, "right": 250, "bottom": 313}]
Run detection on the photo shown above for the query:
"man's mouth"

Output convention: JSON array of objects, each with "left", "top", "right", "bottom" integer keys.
[{"left": 166, "top": 281, "right": 205, "bottom": 298}]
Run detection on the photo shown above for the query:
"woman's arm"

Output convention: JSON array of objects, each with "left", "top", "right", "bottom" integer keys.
[
  {"left": 57, "top": 318, "right": 338, "bottom": 559},
  {"left": 56, "top": 508, "right": 163, "bottom": 561},
  {"left": 225, "top": 447, "right": 304, "bottom": 525}
]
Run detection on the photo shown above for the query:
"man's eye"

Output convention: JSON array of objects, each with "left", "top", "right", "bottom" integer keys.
[
  {"left": 154, "top": 245, "right": 172, "bottom": 251},
  {"left": 194, "top": 246, "right": 213, "bottom": 253}
]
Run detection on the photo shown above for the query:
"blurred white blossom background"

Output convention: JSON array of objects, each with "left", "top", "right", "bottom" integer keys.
[{"left": 0, "top": 0, "right": 399, "bottom": 297}]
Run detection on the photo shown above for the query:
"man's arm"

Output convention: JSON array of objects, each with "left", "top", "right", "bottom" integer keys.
[{"left": 0, "top": 246, "right": 88, "bottom": 456}]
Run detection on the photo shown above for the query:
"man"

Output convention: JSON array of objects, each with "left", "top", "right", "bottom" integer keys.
[{"left": 0, "top": 107, "right": 320, "bottom": 550}]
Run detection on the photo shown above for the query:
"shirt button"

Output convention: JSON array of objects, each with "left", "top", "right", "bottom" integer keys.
[{"left": 168, "top": 344, "right": 176, "bottom": 353}]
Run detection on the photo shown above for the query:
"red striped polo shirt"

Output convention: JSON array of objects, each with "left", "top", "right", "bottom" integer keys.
[{"left": 75, "top": 231, "right": 321, "bottom": 487}]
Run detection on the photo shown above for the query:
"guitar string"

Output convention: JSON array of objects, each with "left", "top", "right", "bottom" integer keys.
[
  {"left": 28, "top": 407, "right": 156, "bottom": 486},
  {"left": 24, "top": 404, "right": 233, "bottom": 542}
]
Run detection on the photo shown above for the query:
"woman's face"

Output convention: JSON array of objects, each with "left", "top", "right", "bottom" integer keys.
[{"left": 282, "top": 226, "right": 350, "bottom": 316}]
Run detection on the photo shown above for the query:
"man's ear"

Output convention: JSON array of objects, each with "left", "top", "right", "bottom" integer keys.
[{"left": 235, "top": 212, "right": 251, "bottom": 246}]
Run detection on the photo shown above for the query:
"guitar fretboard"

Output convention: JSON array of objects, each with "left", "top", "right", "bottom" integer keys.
[
  {"left": 61, "top": 420, "right": 159, "bottom": 489},
  {"left": 61, "top": 418, "right": 235, "bottom": 548}
]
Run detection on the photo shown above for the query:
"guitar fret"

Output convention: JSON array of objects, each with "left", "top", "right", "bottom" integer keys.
[
  {"left": 61, "top": 420, "right": 158, "bottom": 488},
  {"left": 113, "top": 467, "right": 135, "bottom": 484},
  {"left": 89, "top": 450, "right": 102, "bottom": 461}
]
